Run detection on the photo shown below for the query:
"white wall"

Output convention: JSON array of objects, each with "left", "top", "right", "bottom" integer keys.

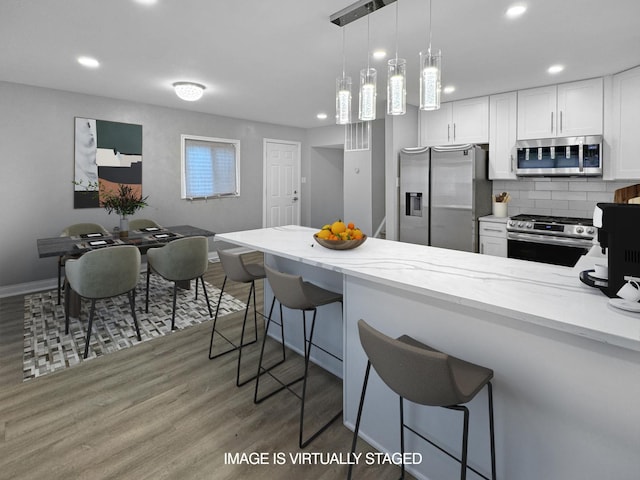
[{"left": 0, "top": 81, "right": 306, "bottom": 287}]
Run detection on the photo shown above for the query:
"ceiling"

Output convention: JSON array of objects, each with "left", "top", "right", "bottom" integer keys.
[{"left": 1, "top": 0, "right": 639, "bottom": 129}]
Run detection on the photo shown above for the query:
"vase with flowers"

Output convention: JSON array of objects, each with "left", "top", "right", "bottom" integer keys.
[{"left": 100, "top": 184, "right": 149, "bottom": 237}]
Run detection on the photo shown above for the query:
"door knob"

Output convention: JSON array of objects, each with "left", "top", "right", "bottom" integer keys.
[{"left": 293, "top": 197, "right": 299, "bottom": 201}]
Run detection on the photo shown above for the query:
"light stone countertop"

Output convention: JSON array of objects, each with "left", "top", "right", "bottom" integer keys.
[{"left": 216, "top": 225, "right": 640, "bottom": 352}]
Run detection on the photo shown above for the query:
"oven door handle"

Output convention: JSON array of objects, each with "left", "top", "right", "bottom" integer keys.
[{"left": 507, "top": 232, "right": 593, "bottom": 248}]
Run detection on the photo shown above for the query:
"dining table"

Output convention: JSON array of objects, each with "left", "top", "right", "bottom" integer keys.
[{"left": 37, "top": 224, "right": 216, "bottom": 316}]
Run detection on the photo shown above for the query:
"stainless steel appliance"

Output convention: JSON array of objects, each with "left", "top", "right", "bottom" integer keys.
[
  {"left": 399, "top": 144, "right": 492, "bottom": 252},
  {"left": 515, "top": 136, "right": 602, "bottom": 177},
  {"left": 507, "top": 214, "right": 595, "bottom": 266}
]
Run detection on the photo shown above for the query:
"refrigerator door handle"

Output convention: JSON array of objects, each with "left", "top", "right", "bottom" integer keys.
[{"left": 431, "top": 143, "right": 474, "bottom": 152}]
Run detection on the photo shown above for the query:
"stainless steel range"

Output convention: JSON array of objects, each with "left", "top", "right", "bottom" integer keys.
[{"left": 507, "top": 214, "right": 595, "bottom": 266}]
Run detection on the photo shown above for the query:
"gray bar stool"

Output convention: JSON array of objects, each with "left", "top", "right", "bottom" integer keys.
[
  {"left": 349, "top": 320, "right": 496, "bottom": 480},
  {"left": 208, "top": 249, "right": 276, "bottom": 387},
  {"left": 255, "top": 264, "right": 343, "bottom": 448}
]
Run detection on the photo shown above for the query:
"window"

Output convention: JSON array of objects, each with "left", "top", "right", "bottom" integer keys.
[{"left": 181, "top": 135, "right": 240, "bottom": 199}]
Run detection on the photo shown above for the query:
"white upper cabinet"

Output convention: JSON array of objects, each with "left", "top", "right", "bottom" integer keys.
[
  {"left": 489, "top": 91, "right": 518, "bottom": 180},
  {"left": 609, "top": 66, "right": 640, "bottom": 179},
  {"left": 517, "top": 78, "right": 603, "bottom": 140},
  {"left": 420, "top": 96, "right": 489, "bottom": 146}
]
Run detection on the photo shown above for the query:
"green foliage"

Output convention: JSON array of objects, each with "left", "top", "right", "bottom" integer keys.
[{"left": 72, "top": 180, "right": 148, "bottom": 216}]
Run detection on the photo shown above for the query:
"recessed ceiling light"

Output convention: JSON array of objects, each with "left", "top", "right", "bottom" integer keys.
[
  {"left": 506, "top": 4, "right": 527, "bottom": 18},
  {"left": 443, "top": 85, "right": 456, "bottom": 94},
  {"left": 134, "top": 0, "right": 158, "bottom": 5},
  {"left": 316, "top": 113, "right": 328, "bottom": 120},
  {"left": 173, "top": 82, "right": 206, "bottom": 101},
  {"left": 548, "top": 64, "right": 564, "bottom": 74},
  {"left": 77, "top": 56, "right": 100, "bottom": 68},
  {"left": 372, "top": 50, "right": 387, "bottom": 60}
]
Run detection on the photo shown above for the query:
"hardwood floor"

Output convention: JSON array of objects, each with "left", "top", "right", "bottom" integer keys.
[{"left": 0, "top": 252, "right": 410, "bottom": 480}]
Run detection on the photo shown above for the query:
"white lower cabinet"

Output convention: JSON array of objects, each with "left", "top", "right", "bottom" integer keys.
[{"left": 479, "top": 218, "right": 508, "bottom": 257}]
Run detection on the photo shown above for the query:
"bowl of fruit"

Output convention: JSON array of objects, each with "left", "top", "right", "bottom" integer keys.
[{"left": 313, "top": 220, "right": 367, "bottom": 250}]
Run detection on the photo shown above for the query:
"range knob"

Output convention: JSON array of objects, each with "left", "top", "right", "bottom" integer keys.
[
  {"left": 518, "top": 222, "right": 524, "bottom": 228},
  {"left": 526, "top": 223, "right": 533, "bottom": 229},
  {"left": 576, "top": 227, "right": 584, "bottom": 234},
  {"left": 508, "top": 221, "right": 514, "bottom": 227},
  {"left": 586, "top": 227, "right": 595, "bottom": 234}
]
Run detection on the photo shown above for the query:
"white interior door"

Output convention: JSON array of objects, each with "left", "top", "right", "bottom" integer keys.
[{"left": 263, "top": 139, "right": 301, "bottom": 227}]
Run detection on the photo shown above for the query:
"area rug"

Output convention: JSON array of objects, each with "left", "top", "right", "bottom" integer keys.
[{"left": 23, "top": 274, "right": 246, "bottom": 381}]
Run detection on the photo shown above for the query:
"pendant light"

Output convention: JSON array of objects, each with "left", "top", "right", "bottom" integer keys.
[
  {"left": 359, "top": 15, "right": 376, "bottom": 121},
  {"left": 336, "top": 27, "right": 352, "bottom": 125},
  {"left": 419, "top": 0, "right": 441, "bottom": 111},
  {"left": 387, "top": 1, "right": 406, "bottom": 115}
]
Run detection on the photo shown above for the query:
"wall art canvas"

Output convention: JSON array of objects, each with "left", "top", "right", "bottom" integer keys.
[{"left": 74, "top": 117, "right": 143, "bottom": 208}]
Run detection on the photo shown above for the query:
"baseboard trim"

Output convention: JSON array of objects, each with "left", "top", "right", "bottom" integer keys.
[{"left": 0, "top": 278, "right": 57, "bottom": 299}]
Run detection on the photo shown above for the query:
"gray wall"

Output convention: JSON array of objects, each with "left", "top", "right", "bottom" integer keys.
[
  {"left": 307, "top": 124, "right": 345, "bottom": 229},
  {"left": 0, "top": 81, "right": 306, "bottom": 287},
  {"left": 384, "top": 105, "right": 419, "bottom": 240},
  {"left": 309, "top": 147, "right": 343, "bottom": 229}
]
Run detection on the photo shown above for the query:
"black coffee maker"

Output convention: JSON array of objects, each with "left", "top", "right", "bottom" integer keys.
[{"left": 595, "top": 202, "right": 640, "bottom": 297}]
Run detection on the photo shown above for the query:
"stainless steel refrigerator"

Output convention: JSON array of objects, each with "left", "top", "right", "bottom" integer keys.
[{"left": 399, "top": 144, "right": 492, "bottom": 252}]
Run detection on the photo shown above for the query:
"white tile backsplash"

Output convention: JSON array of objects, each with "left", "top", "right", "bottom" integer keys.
[{"left": 493, "top": 177, "right": 626, "bottom": 219}]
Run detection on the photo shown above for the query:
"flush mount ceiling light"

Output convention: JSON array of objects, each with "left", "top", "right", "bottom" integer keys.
[
  {"left": 173, "top": 82, "right": 205, "bottom": 101},
  {"left": 548, "top": 64, "right": 565, "bottom": 74},
  {"left": 317, "top": 113, "right": 328, "bottom": 120},
  {"left": 77, "top": 56, "right": 100, "bottom": 68},
  {"left": 443, "top": 85, "right": 456, "bottom": 94},
  {"left": 506, "top": 4, "right": 527, "bottom": 18},
  {"left": 373, "top": 50, "right": 387, "bottom": 60}
]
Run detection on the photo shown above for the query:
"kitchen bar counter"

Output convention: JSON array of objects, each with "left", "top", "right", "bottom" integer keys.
[
  {"left": 217, "top": 225, "right": 639, "bottom": 352},
  {"left": 216, "top": 225, "right": 640, "bottom": 480}
]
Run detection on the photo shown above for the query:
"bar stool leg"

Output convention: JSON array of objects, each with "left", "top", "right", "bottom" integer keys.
[
  {"left": 348, "top": 361, "right": 372, "bottom": 480},
  {"left": 253, "top": 299, "right": 292, "bottom": 404},
  {"left": 208, "top": 276, "right": 228, "bottom": 359},
  {"left": 400, "top": 397, "right": 406, "bottom": 480},
  {"left": 299, "top": 309, "right": 342, "bottom": 448},
  {"left": 488, "top": 382, "right": 496, "bottom": 480}
]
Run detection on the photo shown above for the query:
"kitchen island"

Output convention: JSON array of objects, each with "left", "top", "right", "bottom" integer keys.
[{"left": 216, "top": 225, "right": 640, "bottom": 480}]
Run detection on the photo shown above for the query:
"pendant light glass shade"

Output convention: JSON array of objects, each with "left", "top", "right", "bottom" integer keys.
[
  {"left": 387, "top": 58, "right": 406, "bottom": 115},
  {"left": 359, "top": 67, "right": 377, "bottom": 121},
  {"left": 336, "top": 76, "right": 352, "bottom": 125},
  {"left": 419, "top": 48, "right": 441, "bottom": 110}
]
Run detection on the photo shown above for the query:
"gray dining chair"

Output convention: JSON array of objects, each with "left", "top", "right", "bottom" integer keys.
[
  {"left": 348, "top": 320, "right": 496, "bottom": 480},
  {"left": 254, "top": 264, "right": 343, "bottom": 448},
  {"left": 58, "top": 222, "right": 109, "bottom": 305},
  {"left": 64, "top": 245, "right": 142, "bottom": 359},
  {"left": 129, "top": 218, "right": 162, "bottom": 230},
  {"left": 209, "top": 249, "right": 276, "bottom": 387},
  {"left": 145, "top": 236, "right": 213, "bottom": 330}
]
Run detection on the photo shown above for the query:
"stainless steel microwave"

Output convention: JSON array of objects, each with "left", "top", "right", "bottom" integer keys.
[{"left": 515, "top": 136, "right": 602, "bottom": 177}]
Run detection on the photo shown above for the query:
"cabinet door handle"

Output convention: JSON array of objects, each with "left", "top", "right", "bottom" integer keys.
[
  {"left": 551, "top": 112, "right": 554, "bottom": 133},
  {"left": 510, "top": 154, "right": 514, "bottom": 172},
  {"left": 483, "top": 228, "right": 503, "bottom": 233},
  {"left": 560, "top": 111, "right": 563, "bottom": 133},
  {"left": 453, "top": 123, "right": 456, "bottom": 141},
  {"left": 480, "top": 242, "right": 484, "bottom": 254},
  {"left": 447, "top": 124, "right": 450, "bottom": 142}
]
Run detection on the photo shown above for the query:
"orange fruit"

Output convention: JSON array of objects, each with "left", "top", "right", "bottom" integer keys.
[
  {"left": 347, "top": 222, "right": 355, "bottom": 230},
  {"left": 331, "top": 220, "right": 347, "bottom": 235}
]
